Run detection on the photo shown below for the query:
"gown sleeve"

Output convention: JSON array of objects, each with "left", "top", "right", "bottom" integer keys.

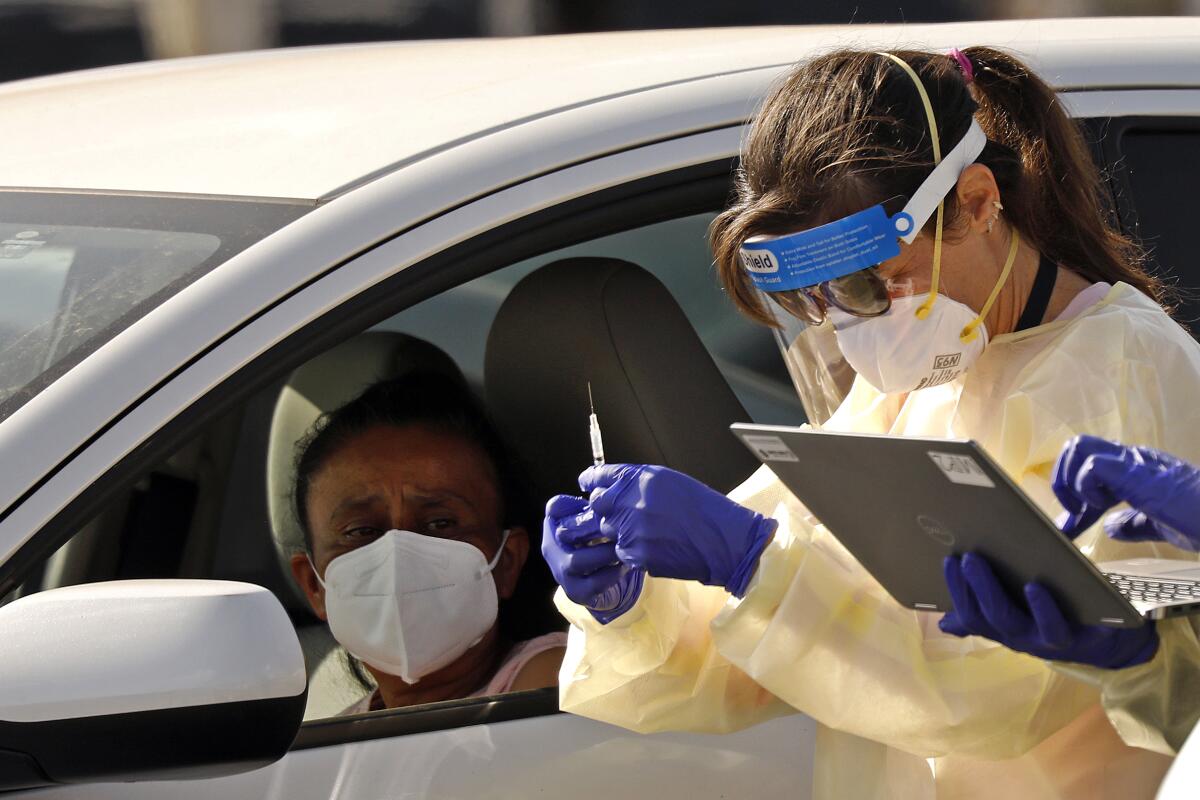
[{"left": 1051, "top": 616, "right": 1200, "bottom": 756}]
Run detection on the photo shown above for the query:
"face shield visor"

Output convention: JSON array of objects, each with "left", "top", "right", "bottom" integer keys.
[{"left": 742, "top": 109, "right": 988, "bottom": 425}]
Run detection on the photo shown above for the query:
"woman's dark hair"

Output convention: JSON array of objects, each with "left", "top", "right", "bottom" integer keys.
[
  {"left": 711, "top": 47, "right": 1164, "bottom": 326},
  {"left": 293, "top": 372, "right": 558, "bottom": 668}
]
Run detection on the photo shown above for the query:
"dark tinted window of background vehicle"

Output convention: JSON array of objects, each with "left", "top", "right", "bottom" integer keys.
[
  {"left": 1117, "top": 127, "right": 1200, "bottom": 332},
  {"left": 0, "top": 192, "right": 311, "bottom": 424}
]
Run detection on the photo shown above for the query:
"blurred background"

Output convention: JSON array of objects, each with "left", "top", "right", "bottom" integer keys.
[{"left": 2, "top": 0, "right": 1199, "bottom": 83}]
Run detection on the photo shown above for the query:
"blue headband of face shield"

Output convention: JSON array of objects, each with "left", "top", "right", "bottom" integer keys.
[{"left": 740, "top": 118, "right": 987, "bottom": 292}]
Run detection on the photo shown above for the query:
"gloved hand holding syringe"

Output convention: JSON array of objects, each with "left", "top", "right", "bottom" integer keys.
[{"left": 543, "top": 382, "right": 764, "bottom": 621}]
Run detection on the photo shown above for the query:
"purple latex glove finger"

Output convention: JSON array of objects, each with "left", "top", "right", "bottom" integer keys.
[
  {"left": 1025, "top": 582, "right": 1073, "bottom": 650},
  {"left": 1074, "top": 453, "right": 1138, "bottom": 509},
  {"left": 1052, "top": 436, "right": 1123, "bottom": 505},
  {"left": 560, "top": 539, "right": 621, "bottom": 576},
  {"left": 938, "top": 610, "right": 972, "bottom": 637},
  {"left": 578, "top": 463, "right": 637, "bottom": 493},
  {"left": 546, "top": 493, "right": 588, "bottom": 519},
  {"left": 579, "top": 465, "right": 639, "bottom": 518},
  {"left": 1052, "top": 436, "right": 1126, "bottom": 536},
  {"left": 566, "top": 564, "right": 628, "bottom": 603},
  {"left": 1106, "top": 509, "right": 1200, "bottom": 552},
  {"left": 554, "top": 508, "right": 605, "bottom": 548},
  {"left": 961, "top": 553, "right": 1030, "bottom": 639},
  {"left": 942, "top": 555, "right": 994, "bottom": 637}
]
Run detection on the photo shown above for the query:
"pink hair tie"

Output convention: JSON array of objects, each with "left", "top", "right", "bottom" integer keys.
[{"left": 948, "top": 48, "right": 974, "bottom": 82}]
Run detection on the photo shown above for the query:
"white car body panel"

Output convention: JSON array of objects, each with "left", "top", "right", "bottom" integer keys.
[
  {"left": 22, "top": 713, "right": 818, "bottom": 800},
  {"left": 1, "top": 19, "right": 1198, "bottom": 199},
  {"left": 1061, "top": 89, "right": 1200, "bottom": 117}
]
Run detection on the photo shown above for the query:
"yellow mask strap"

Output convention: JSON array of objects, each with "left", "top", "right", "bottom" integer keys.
[
  {"left": 877, "top": 52, "right": 943, "bottom": 320},
  {"left": 959, "top": 227, "right": 1020, "bottom": 343}
]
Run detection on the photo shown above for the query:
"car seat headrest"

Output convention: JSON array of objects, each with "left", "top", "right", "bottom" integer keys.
[
  {"left": 266, "top": 331, "right": 463, "bottom": 603},
  {"left": 484, "top": 257, "right": 759, "bottom": 502}
]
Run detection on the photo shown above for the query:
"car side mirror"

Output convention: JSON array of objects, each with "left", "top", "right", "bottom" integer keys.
[{"left": 0, "top": 580, "right": 307, "bottom": 790}]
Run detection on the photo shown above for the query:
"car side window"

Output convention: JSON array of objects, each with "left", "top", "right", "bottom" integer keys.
[{"left": 1110, "top": 123, "right": 1200, "bottom": 331}]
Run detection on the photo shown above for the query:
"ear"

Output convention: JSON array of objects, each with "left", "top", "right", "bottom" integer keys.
[
  {"left": 954, "top": 163, "right": 1002, "bottom": 234},
  {"left": 289, "top": 552, "right": 328, "bottom": 621},
  {"left": 493, "top": 526, "right": 529, "bottom": 600}
]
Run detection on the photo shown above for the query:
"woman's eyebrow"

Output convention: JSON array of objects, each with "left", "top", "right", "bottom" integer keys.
[
  {"left": 327, "top": 495, "right": 385, "bottom": 523},
  {"left": 409, "top": 488, "right": 477, "bottom": 510}
]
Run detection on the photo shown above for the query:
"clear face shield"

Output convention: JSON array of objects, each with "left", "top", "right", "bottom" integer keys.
[
  {"left": 741, "top": 105, "right": 990, "bottom": 425},
  {"left": 763, "top": 298, "right": 856, "bottom": 426}
]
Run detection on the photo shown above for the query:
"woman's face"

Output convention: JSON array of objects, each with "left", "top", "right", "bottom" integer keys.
[
  {"left": 867, "top": 164, "right": 1021, "bottom": 329},
  {"left": 292, "top": 423, "right": 528, "bottom": 620}
]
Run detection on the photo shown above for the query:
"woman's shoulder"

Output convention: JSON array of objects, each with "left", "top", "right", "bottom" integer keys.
[
  {"left": 485, "top": 632, "right": 568, "bottom": 695},
  {"left": 1051, "top": 283, "right": 1198, "bottom": 359},
  {"left": 1094, "top": 283, "right": 1190, "bottom": 332}
]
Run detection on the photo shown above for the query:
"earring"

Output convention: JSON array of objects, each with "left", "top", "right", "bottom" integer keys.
[{"left": 987, "top": 199, "right": 1003, "bottom": 234}]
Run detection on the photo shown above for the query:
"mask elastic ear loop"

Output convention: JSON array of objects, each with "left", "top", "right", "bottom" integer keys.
[
  {"left": 307, "top": 552, "right": 326, "bottom": 589},
  {"left": 484, "top": 529, "right": 512, "bottom": 574},
  {"left": 877, "top": 52, "right": 944, "bottom": 320},
  {"left": 960, "top": 227, "right": 1020, "bottom": 343}
]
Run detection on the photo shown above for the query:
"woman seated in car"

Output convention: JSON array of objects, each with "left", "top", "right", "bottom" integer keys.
[{"left": 289, "top": 372, "right": 565, "bottom": 713}]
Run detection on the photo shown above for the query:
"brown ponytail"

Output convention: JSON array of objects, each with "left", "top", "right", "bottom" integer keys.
[
  {"left": 711, "top": 47, "right": 1166, "bottom": 327},
  {"left": 963, "top": 46, "right": 1162, "bottom": 304}
]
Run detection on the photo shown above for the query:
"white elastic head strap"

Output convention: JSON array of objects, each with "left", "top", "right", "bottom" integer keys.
[{"left": 897, "top": 119, "right": 987, "bottom": 245}]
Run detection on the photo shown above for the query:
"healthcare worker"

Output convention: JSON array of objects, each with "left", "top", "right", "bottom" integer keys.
[
  {"left": 542, "top": 47, "right": 1200, "bottom": 800},
  {"left": 941, "top": 435, "right": 1200, "bottom": 758}
]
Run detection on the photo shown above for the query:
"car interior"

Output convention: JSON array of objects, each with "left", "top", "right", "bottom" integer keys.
[{"left": 8, "top": 119, "right": 1198, "bottom": 729}]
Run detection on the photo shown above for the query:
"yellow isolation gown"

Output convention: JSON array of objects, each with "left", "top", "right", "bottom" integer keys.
[{"left": 554, "top": 282, "right": 1200, "bottom": 799}]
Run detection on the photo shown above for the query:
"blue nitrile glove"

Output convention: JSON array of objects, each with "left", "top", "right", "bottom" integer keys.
[
  {"left": 1053, "top": 435, "right": 1200, "bottom": 551},
  {"left": 938, "top": 553, "right": 1158, "bottom": 669},
  {"left": 542, "top": 494, "right": 644, "bottom": 624},
  {"left": 578, "top": 464, "right": 777, "bottom": 598}
]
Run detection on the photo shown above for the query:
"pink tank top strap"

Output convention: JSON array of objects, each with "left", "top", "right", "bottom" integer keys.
[{"left": 476, "top": 632, "right": 568, "bottom": 696}]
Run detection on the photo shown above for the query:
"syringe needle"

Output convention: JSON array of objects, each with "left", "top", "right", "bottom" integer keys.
[{"left": 587, "top": 382, "right": 605, "bottom": 467}]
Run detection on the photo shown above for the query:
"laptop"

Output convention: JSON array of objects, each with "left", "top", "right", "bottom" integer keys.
[{"left": 731, "top": 423, "right": 1200, "bottom": 626}]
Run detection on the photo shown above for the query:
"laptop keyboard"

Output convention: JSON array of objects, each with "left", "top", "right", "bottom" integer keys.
[{"left": 1107, "top": 574, "right": 1200, "bottom": 604}]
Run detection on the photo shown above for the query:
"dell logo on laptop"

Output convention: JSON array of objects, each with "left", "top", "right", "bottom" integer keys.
[{"left": 916, "top": 514, "right": 956, "bottom": 547}]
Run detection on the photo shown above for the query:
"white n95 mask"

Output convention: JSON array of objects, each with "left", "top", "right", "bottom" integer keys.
[
  {"left": 829, "top": 293, "right": 987, "bottom": 394},
  {"left": 314, "top": 528, "right": 509, "bottom": 684}
]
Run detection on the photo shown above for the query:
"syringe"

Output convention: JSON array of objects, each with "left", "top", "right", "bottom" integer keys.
[
  {"left": 588, "top": 382, "right": 605, "bottom": 467},
  {"left": 584, "top": 381, "right": 630, "bottom": 613}
]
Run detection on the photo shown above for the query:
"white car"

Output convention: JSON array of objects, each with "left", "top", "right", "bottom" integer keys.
[{"left": 0, "top": 18, "right": 1197, "bottom": 798}]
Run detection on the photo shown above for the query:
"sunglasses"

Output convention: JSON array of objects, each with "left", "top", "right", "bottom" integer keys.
[{"left": 766, "top": 265, "right": 892, "bottom": 325}]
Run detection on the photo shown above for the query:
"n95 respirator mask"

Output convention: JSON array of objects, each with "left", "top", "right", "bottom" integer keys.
[
  {"left": 314, "top": 529, "right": 508, "bottom": 684},
  {"left": 829, "top": 293, "right": 987, "bottom": 394}
]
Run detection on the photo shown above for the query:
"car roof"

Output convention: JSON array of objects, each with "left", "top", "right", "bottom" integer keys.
[{"left": 2, "top": 17, "right": 1198, "bottom": 201}]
